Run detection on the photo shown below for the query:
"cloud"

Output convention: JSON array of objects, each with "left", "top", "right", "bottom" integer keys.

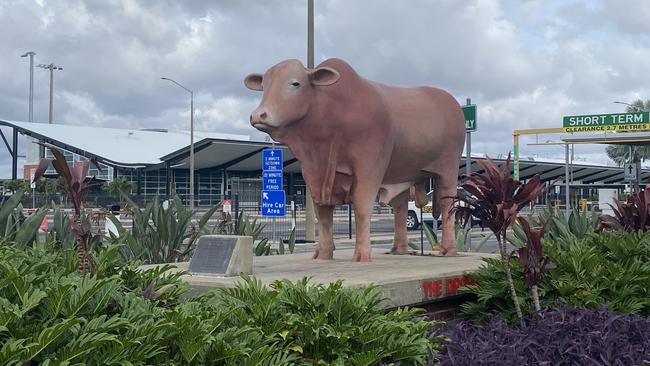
[{"left": 1, "top": 0, "right": 650, "bottom": 178}]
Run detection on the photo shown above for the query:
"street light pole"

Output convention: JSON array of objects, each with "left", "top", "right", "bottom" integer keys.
[
  {"left": 190, "top": 90, "right": 194, "bottom": 210},
  {"left": 613, "top": 101, "right": 642, "bottom": 112},
  {"left": 20, "top": 52, "right": 36, "bottom": 122},
  {"left": 161, "top": 77, "right": 195, "bottom": 210},
  {"left": 37, "top": 63, "right": 63, "bottom": 124}
]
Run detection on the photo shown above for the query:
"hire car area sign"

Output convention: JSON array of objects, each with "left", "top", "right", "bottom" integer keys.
[
  {"left": 261, "top": 148, "right": 285, "bottom": 217},
  {"left": 563, "top": 112, "right": 650, "bottom": 133}
]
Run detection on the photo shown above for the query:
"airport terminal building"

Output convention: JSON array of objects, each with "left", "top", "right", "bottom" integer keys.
[{"left": 2, "top": 119, "right": 646, "bottom": 207}]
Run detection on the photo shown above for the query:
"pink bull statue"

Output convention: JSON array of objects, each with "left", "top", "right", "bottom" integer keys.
[{"left": 245, "top": 58, "right": 465, "bottom": 262}]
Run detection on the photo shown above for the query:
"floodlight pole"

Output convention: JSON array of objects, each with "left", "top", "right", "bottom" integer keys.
[
  {"left": 161, "top": 77, "right": 195, "bottom": 210},
  {"left": 37, "top": 63, "right": 63, "bottom": 124}
]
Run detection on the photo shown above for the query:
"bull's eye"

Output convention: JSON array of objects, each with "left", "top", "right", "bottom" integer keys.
[{"left": 290, "top": 81, "right": 300, "bottom": 87}]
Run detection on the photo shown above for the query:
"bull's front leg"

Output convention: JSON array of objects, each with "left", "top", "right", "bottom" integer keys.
[
  {"left": 390, "top": 189, "right": 410, "bottom": 254},
  {"left": 313, "top": 204, "right": 335, "bottom": 260},
  {"left": 351, "top": 189, "right": 377, "bottom": 262}
]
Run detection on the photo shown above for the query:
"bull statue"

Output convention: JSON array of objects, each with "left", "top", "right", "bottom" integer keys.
[{"left": 245, "top": 58, "right": 465, "bottom": 262}]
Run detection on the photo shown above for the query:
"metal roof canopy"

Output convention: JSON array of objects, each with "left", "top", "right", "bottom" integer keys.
[
  {"left": 561, "top": 131, "right": 650, "bottom": 145},
  {"left": 459, "top": 155, "right": 628, "bottom": 186},
  {"left": 161, "top": 139, "right": 301, "bottom": 173},
  {"left": 513, "top": 129, "right": 650, "bottom": 215},
  {"left": 559, "top": 131, "right": 650, "bottom": 186},
  {"left": 3, "top": 118, "right": 642, "bottom": 188},
  {"left": 0, "top": 119, "right": 292, "bottom": 173}
]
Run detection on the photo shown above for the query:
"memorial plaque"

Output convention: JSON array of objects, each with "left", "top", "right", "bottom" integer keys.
[
  {"left": 189, "top": 236, "right": 238, "bottom": 275},
  {"left": 188, "top": 235, "right": 253, "bottom": 276}
]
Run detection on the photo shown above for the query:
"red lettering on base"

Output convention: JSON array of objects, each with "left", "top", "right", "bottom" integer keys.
[{"left": 421, "top": 279, "right": 442, "bottom": 300}]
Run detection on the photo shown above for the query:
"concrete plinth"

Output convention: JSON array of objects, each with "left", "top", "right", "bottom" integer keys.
[{"left": 149, "top": 248, "right": 497, "bottom": 308}]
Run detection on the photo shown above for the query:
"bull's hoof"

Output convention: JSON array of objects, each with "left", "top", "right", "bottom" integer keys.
[
  {"left": 352, "top": 252, "right": 371, "bottom": 262},
  {"left": 439, "top": 247, "right": 458, "bottom": 256},
  {"left": 313, "top": 248, "right": 334, "bottom": 260},
  {"left": 389, "top": 246, "right": 410, "bottom": 255}
]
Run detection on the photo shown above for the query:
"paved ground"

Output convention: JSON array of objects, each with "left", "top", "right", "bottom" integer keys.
[
  {"left": 288, "top": 230, "right": 502, "bottom": 255},
  {"left": 145, "top": 248, "right": 498, "bottom": 308}
]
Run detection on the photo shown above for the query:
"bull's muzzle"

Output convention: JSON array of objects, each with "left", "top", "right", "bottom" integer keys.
[{"left": 250, "top": 107, "right": 268, "bottom": 125}]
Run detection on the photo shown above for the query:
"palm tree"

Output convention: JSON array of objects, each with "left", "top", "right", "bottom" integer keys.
[{"left": 606, "top": 99, "right": 650, "bottom": 166}]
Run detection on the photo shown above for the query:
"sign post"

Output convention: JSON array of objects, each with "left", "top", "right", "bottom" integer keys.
[
  {"left": 261, "top": 148, "right": 285, "bottom": 246},
  {"left": 624, "top": 162, "right": 640, "bottom": 182},
  {"left": 462, "top": 100, "right": 477, "bottom": 251},
  {"left": 30, "top": 168, "right": 36, "bottom": 208}
]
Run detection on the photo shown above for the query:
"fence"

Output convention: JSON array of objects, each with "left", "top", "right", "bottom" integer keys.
[
  {"left": 16, "top": 193, "right": 224, "bottom": 210},
  {"left": 9, "top": 191, "right": 397, "bottom": 243},
  {"left": 230, "top": 194, "right": 395, "bottom": 242}
]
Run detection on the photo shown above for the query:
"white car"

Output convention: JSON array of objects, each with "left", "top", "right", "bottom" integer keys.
[
  {"left": 406, "top": 189, "right": 480, "bottom": 230},
  {"left": 406, "top": 191, "right": 437, "bottom": 230}
]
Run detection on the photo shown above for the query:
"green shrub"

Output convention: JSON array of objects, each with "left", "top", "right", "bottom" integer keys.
[
  {"left": 462, "top": 232, "right": 650, "bottom": 323},
  {"left": 507, "top": 204, "right": 599, "bottom": 248},
  {"left": 0, "top": 241, "right": 440, "bottom": 365},
  {"left": 107, "top": 195, "right": 219, "bottom": 263},
  {"left": 0, "top": 190, "right": 48, "bottom": 246}
]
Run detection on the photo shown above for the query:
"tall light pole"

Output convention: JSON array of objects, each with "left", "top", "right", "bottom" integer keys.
[
  {"left": 305, "top": 0, "right": 317, "bottom": 242},
  {"left": 20, "top": 52, "right": 36, "bottom": 122},
  {"left": 161, "top": 77, "right": 195, "bottom": 209},
  {"left": 37, "top": 63, "right": 63, "bottom": 124}
]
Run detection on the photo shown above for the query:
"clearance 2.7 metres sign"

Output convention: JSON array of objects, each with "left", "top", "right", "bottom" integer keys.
[{"left": 563, "top": 112, "right": 650, "bottom": 133}]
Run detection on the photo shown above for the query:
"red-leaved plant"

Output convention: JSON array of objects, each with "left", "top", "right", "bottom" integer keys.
[
  {"left": 598, "top": 187, "right": 650, "bottom": 232},
  {"left": 33, "top": 143, "right": 102, "bottom": 275},
  {"left": 514, "top": 217, "right": 552, "bottom": 314},
  {"left": 453, "top": 153, "right": 547, "bottom": 325}
]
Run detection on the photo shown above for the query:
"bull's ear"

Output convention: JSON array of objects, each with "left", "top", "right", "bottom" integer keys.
[
  {"left": 244, "top": 73, "right": 264, "bottom": 91},
  {"left": 309, "top": 67, "right": 340, "bottom": 86}
]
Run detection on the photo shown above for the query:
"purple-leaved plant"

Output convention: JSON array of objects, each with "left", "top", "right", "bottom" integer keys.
[
  {"left": 33, "top": 143, "right": 102, "bottom": 275},
  {"left": 453, "top": 153, "right": 547, "bottom": 326},
  {"left": 514, "top": 217, "right": 553, "bottom": 314},
  {"left": 436, "top": 305, "right": 650, "bottom": 365}
]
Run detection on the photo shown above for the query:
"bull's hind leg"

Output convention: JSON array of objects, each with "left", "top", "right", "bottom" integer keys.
[
  {"left": 313, "top": 204, "right": 335, "bottom": 260},
  {"left": 437, "top": 174, "right": 458, "bottom": 256},
  {"left": 389, "top": 189, "right": 410, "bottom": 254}
]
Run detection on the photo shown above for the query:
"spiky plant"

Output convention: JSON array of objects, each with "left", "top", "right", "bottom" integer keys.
[
  {"left": 453, "top": 154, "right": 547, "bottom": 325},
  {"left": 33, "top": 143, "right": 102, "bottom": 275},
  {"left": 598, "top": 187, "right": 650, "bottom": 233}
]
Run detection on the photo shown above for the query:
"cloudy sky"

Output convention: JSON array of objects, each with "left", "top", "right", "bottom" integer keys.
[{"left": 1, "top": 0, "right": 649, "bottom": 178}]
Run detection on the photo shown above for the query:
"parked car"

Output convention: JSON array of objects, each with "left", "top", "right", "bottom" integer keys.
[{"left": 406, "top": 189, "right": 481, "bottom": 230}]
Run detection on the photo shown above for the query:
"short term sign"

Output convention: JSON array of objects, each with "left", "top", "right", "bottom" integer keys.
[{"left": 563, "top": 112, "right": 650, "bottom": 133}]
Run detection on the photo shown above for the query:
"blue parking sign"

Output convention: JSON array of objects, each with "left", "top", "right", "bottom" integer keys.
[
  {"left": 262, "top": 149, "right": 283, "bottom": 171},
  {"left": 263, "top": 171, "right": 283, "bottom": 191},
  {"left": 261, "top": 190, "right": 285, "bottom": 217}
]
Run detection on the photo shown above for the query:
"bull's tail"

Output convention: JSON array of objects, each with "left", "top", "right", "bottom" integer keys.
[{"left": 431, "top": 180, "right": 442, "bottom": 220}]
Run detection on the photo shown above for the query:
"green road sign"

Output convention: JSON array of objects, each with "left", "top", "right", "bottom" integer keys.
[
  {"left": 462, "top": 104, "right": 477, "bottom": 132},
  {"left": 563, "top": 112, "right": 650, "bottom": 133}
]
